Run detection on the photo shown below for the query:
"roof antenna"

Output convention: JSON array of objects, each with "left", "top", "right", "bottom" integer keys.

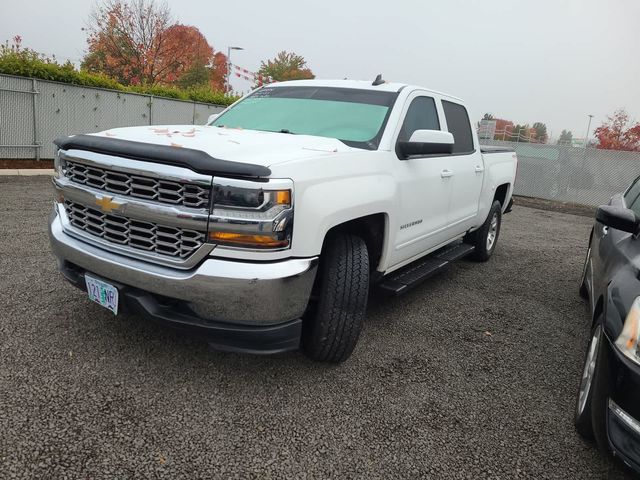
[{"left": 372, "top": 74, "right": 384, "bottom": 86}]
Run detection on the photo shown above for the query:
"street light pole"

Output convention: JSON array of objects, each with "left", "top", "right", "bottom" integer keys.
[
  {"left": 584, "top": 114, "right": 594, "bottom": 148},
  {"left": 226, "top": 46, "right": 244, "bottom": 93},
  {"left": 580, "top": 114, "right": 595, "bottom": 173}
]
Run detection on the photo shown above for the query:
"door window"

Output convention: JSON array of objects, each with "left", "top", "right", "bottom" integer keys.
[
  {"left": 629, "top": 192, "right": 640, "bottom": 217},
  {"left": 624, "top": 177, "right": 640, "bottom": 214},
  {"left": 397, "top": 96, "right": 440, "bottom": 143},
  {"left": 442, "top": 100, "right": 474, "bottom": 154}
]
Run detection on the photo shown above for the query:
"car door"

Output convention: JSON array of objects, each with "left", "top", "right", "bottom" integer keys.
[
  {"left": 591, "top": 177, "right": 640, "bottom": 306},
  {"left": 389, "top": 93, "right": 455, "bottom": 267},
  {"left": 441, "top": 100, "right": 484, "bottom": 234}
]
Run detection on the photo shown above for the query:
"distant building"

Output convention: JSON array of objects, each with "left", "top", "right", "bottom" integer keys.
[{"left": 478, "top": 120, "right": 497, "bottom": 140}]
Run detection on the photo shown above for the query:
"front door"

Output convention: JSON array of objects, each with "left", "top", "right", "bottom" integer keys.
[
  {"left": 592, "top": 178, "right": 640, "bottom": 303},
  {"left": 390, "top": 94, "right": 454, "bottom": 267}
]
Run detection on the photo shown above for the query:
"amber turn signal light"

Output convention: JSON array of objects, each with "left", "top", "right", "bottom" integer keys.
[
  {"left": 274, "top": 190, "right": 291, "bottom": 206},
  {"left": 208, "top": 231, "right": 289, "bottom": 249}
]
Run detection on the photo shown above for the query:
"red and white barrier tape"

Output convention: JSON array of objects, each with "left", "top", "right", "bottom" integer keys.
[{"left": 231, "top": 63, "right": 274, "bottom": 86}]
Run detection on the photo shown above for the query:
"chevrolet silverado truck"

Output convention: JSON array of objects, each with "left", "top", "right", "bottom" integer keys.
[{"left": 49, "top": 78, "right": 517, "bottom": 363}]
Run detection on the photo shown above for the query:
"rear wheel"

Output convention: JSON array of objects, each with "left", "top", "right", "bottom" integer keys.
[
  {"left": 465, "top": 200, "right": 502, "bottom": 262},
  {"left": 302, "top": 233, "right": 369, "bottom": 363}
]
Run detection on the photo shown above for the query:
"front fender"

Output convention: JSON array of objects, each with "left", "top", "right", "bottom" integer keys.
[
  {"left": 291, "top": 174, "right": 396, "bottom": 258},
  {"left": 604, "top": 267, "right": 640, "bottom": 342}
]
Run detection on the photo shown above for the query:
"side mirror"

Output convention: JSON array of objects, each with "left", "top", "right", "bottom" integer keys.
[
  {"left": 397, "top": 130, "right": 454, "bottom": 159},
  {"left": 596, "top": 205, "right": 640, "bottom": 234},
  {"left": 207, "top": 113, "right": 220, "bottom": 124}
]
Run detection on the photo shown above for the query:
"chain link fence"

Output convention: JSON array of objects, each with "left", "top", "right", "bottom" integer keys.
[
  {"left": 2, "top": 73, "right": 638, "bottom": 208},
  {"left": 482, "top": 139, "right": 640, "bottom": 206},
  {"left": 0, "top": 73, "right": 226, "bottom": 160}
]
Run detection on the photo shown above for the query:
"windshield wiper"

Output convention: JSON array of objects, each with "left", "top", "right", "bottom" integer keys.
[{"left": 215, "top": 126, "right": 295, "bottom": 135}]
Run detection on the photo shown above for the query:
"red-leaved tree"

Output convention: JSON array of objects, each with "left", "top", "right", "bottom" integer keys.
[
  {"left": 594, "top": 109, "right": 640, "bottom": 152},
  {"left": 162, "top": 24, "right": 226, "bottom": 90},
  {"left": 82, "top": 0, "right": 226, "bottom": 89}
]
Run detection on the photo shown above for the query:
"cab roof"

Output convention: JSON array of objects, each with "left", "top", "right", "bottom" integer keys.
[{"left": 268, "top": 79, "right": 464, "bottom": 103}]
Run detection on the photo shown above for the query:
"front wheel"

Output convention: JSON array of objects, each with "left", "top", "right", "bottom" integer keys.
[
  {"left": 579, "top": 229, "right": 594, "bottom": 299},
  {"left": 302, "top": 233, "right": 369, "bottom": 363},
  {"left": 574, "top": 323, "right": 603, "bottom": 439},
  {"left": 465, "top": 200, "right": 502, "bottom": 262},
  {"left": 574, "top": 319, "right": 613, "bottom": 456},
  {"left": 579, "top": 246, "right": 591, "bottom": 299}
]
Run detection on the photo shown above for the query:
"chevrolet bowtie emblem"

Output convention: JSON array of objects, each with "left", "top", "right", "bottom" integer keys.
[{"left": 95, "top": 195, "right": 121, "bottom": 212}]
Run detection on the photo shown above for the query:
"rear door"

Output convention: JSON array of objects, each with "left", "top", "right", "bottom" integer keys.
[
  {"left": 390, "top": 93, "right": 455, "bottom": 266},
  {"left": 441, "top": 100, "right": 484, "bottom": 234}
]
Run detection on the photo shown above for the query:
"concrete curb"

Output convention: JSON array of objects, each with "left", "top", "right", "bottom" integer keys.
[{"left": 0, "top": 169, "right": 55, "bottom": 176}]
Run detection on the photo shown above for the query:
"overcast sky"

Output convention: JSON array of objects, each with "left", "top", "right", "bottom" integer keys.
[{"left": 2, "top": 0, "right": 639, "bottom": 139}]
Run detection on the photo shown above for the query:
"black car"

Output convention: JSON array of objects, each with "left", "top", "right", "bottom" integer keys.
[{"left": 576, "top": 176, "right": 640, "bottom": 473}]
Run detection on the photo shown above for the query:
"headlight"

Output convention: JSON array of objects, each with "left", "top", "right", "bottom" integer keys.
[
  {"left": 54, "top": 149, "right": 63, "bottom": 178},
  {"left": 208, "top": 179, "right": 293, "bottom": 250},
  {"left": 615, "top": 296, "right": 640, "bottom": 364}
]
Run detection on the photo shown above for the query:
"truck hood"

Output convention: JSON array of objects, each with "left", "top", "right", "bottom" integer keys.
[{"left": 92, "top": 125, "right": 356, "bottom": 167}]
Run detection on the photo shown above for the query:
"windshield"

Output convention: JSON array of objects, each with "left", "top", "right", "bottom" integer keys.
[{"left": 211, "top": 86, "right": 399, "bottom": 150}]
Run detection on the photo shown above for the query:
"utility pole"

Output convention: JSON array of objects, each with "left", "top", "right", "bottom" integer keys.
[
  {"left": 226, "top": 46, "right": 244, "bottom": 93},
  {"left": 581, "top": 114, "right": 595, "bottom": 173}
]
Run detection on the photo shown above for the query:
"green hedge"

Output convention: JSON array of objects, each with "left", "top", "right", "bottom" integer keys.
[{"left": 0, "top": 48, "right": 238, "bottom": 106}]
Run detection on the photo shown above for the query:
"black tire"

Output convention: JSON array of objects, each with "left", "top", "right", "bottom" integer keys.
[
  {"left": 574, "top": 319, "right": 613, "bottom": 452},
  {"left": 302, "top": 233, "right": 369, "bottom": 363},
  {"left": 465, "top": 200, "right": 502, "bottom": 262},
  {"left": 574, "top": 323, "right": 601, "bottom": 439},
  {"left": 589, "top": 325, "right": 615, "bottom": 456}
]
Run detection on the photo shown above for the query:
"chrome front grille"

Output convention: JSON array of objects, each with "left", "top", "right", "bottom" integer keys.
[
  {"left": 64, "top": 160, "right": 210, "bottom": 208},
  {"left": 64, "top": 200, "right": 206, "bottom": 259}
]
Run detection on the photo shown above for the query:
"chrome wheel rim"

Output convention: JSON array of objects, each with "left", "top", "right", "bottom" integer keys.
[
  {"left": 486, "top": 213, "right": 499, "bottom": 251},
  {"left": 577, "top": 325, "right": 602, "bottom": 417}
]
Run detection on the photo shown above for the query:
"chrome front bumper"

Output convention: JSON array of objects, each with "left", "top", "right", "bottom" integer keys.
[{"left": 49, "top": 205, "right": 318, "bottom": 326}]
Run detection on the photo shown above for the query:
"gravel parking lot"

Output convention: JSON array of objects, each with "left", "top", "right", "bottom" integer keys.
[{"left": 0, "top": 176, "right": 634, "bottom": 479}]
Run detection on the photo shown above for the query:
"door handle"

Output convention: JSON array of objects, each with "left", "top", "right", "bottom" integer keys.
[
  {"left": 441, "top": 169, "right": 453, "bottom": 178},
  {"left": 475, "top": 165, "right": 485, "bottom": 173}
]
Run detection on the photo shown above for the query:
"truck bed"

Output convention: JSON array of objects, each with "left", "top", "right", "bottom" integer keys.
[{"left": 480, "top": 145, "right": 516, "bottom": 154}]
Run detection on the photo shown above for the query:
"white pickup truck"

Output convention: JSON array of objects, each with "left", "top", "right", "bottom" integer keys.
[{"left": 49, "top": 78, "right": 517, "bottom": 362}]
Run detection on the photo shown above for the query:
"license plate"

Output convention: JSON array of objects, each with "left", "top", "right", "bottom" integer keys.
[{"left": 85, "top": 274, "right": 119, "bottom": 315}]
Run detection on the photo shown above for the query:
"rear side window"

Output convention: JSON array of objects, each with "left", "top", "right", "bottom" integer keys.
[
  {"left": 442, "top": 100, "right": 474, "bottom": 154},
  {"left": 397, "top": 96, "right": 440, "bottom": 143}
]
